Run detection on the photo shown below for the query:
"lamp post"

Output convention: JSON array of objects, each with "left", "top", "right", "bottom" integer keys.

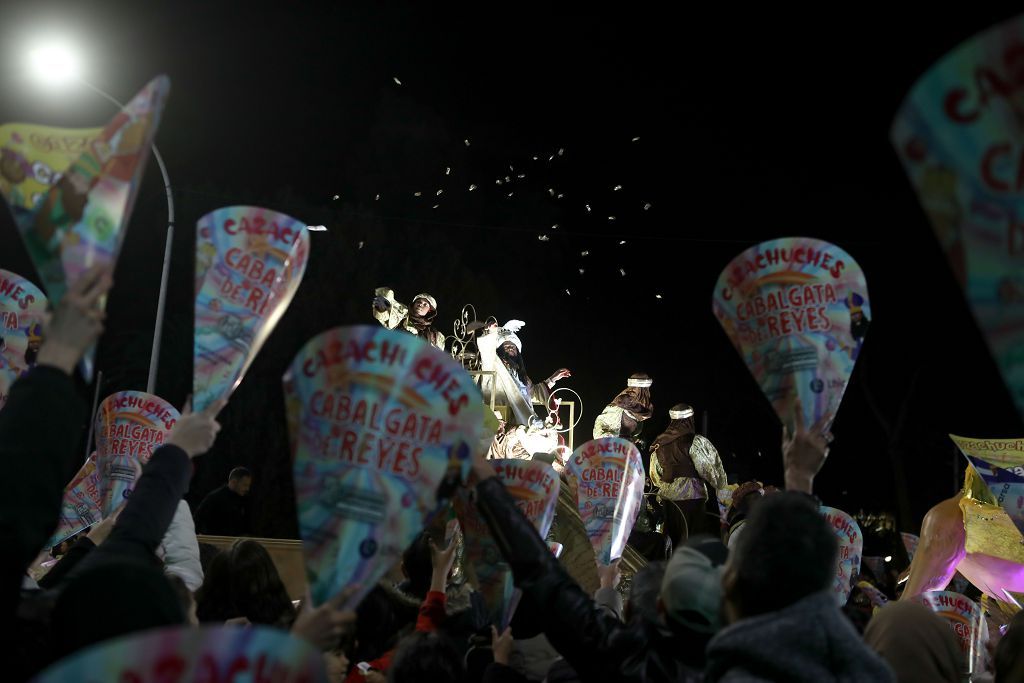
[{"left": 28, "top": 42, "right": 173, "bottom": 395}]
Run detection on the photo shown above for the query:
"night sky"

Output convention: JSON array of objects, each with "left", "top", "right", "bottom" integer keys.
[{"left": 0, "top": 2, "right": 1020, "bottom": 537}]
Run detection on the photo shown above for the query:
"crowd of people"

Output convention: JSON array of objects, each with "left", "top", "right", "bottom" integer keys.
[{"left": 2, "top": 267, "right": 1023, "bottom": 683}]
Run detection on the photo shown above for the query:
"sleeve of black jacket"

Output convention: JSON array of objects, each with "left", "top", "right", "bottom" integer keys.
[
  {"left": 474, "top": 477, "right": 635, "bottom": 683},
  {"left": 78, "top": 444, "right": 192, "bottom": 570},
  {"left": 0, "top": 366, "right": 86, "bottom": 622}
]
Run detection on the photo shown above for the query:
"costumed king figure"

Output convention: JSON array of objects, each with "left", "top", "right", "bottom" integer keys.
[{"left": 372, "top": 287, "right": 445, "bottom": 351}]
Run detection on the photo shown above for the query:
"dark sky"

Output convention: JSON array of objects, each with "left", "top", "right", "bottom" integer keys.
[{"left": 0, "top": 2, "right": 1020, "bottom": 536}]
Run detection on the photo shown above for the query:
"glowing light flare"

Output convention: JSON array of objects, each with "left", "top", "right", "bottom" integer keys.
[{"left": 28, "top": 41, "right": 81, "bottom": 85}]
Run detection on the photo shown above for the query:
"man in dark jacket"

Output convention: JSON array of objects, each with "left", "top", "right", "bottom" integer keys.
[
  {"left": 705, "top": 492, "right": 894, "bottom": 682},
  {"left": 193, "top": 466, "right": 252, "bottom": 535}
]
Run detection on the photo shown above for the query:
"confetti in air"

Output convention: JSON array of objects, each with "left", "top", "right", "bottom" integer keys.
[
  {"left": 538, "top": 235, "right": 550, "bottom": 241},
  {"left": 557, "top": 193, "right": 564, "bottom": 199},
  {"left": 436, "top": 189, "right": 443, "bottom": 196},
  {"left": 585, "top": 204, "right": 592, "bottom": 213},
  {"left": 507, "top": 192, "right": 514, "bottom": 197},
  {"left": 548, "top": 155, "right": 555, "bottom": 161},
  {"left": 579, "top": 268, "right": 585, "bottom": 274},
  {"left": 608, "top": 216, "right": 616, "bottom": 222},
  {"left": 375, "top": 194, "right": 380, "bottom": 201},
  {"left": 581, "top": 250, "right": 589, "bottom": 257},
  {"left": 551, "top": 224, "right": 559, "bottom": 230},
  {"left": 558, "top": 148, "right": 564, "bottom": 156},
  {"left": 613, "top": 185, "right": 622, "bottom": 191},
  {"left": 505, "top": 176, "right": 511, "bottom": 183},
  {"left": 496, "top": 179, "right": 503, "bottom": 185},
  {"left": 332, "top": 195, "right": 339, "bottom": 200},
  {"left": 643, "top": 203, "right": 651, "bottom": 210},
  {"left": 469, "top": 184, "right": 477, "bottom": 191},
  {"left": 619, "top": 240, "right": 626, "bottom": 245},
  {"left": 632, "top": 136, "right": 640, "bottom": 142},
  {"left": 532, "top": 156, "right": 538, "bottom": 161},
  {"left": 393, "top": 76, "right": 402, "bottom": 85},
  {"left": 432, "top": 205, "right": 439, "bottom": 209},
  {"left": 517, "top": 174, "right": 525, "bottom": 179},
  {"left": 413, "top": 192, "right": 422, "bottom": 197},
  {"left": 358, "top": 241, "right": 364, "bottom": 249},
  {"left": 445, "top": 167, "right": 451, "bottom": 175},
  {"left": 548, "top": 188, "right": 555, "bottom": 196},
  {"left": 565, "top": 289, "right": 571, "bottom": 295},
  {"left": 307, "top": 225, "right": 327, "bottom": 232},
  {"left": 464, "top": 139, "right": 471, "bottom": 146},
  {"left": 655, "top": 294, "right": 663, "bottom": 299},
  {"left": 620, "top": 268, "right": 626, "bottom": 276}
]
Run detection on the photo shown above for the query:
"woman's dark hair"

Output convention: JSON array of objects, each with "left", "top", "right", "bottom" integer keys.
[
  {"left": 195, "top": 539, "right": 296, "bottom": 628},
  {"left": 388, "top": 631, "right": 465, "bottom": 683},
  {"left": 400, "top": 532, "right": 433, "bottom": 600}
]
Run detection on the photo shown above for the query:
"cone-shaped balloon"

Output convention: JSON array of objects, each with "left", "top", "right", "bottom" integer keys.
[
  {"left": 712, "top": 237, "right": 870, "bottom": 433},
  {"left": 0, "top": 268, "right": 47, "bottom": 411},
  {"left": 285, "top": 325, "right": 484, "bottom": 606}
]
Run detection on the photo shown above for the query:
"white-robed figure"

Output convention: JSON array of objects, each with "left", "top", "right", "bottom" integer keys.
[{"left": 478, "top": 320, "right": 570, "bottom": 428}]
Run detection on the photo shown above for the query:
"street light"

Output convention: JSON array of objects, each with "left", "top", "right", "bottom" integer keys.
[{"left": 26, "top": 40, "right": 174, "bottom": 396}]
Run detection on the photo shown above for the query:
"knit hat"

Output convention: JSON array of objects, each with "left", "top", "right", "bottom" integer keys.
[{"left": 659, "top": 538, "right": 726, "bottom": 634}]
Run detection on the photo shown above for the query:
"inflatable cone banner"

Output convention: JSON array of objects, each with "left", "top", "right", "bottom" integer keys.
[
  {"left": 455, "top": 458, "right": 559, "bottom": 628},
  {"left": 29, "top": 625, "right": 326, "bottom": 683},
  {"left": 0, "top": 269, "right": 47, "bottom": 411},
  {"left": 820, "top": 506, "right": 863, "bottom": 606},
  {"left": 285, "top": 325, "right": 484, "bottom": 606},
  {"left": 914, "top": 591, "right": 988, "bottom": 675},
  {"left": 712, "top": 237, "right": 870, "bottom": 432},
  {"left": 565, "top": 437, "right": 644, "bottom": 565},
  {"left": 47, "top": 452, "right": 102, "bottom": 549},
  {"left": 0, "top": 123, "right": 103, "bottom": 213},
  {"left": 12, "top": 76, "right": 170, "bottom": 381},
  {"left": 949, "top": 435, "right": 1024, "bottom": 538},
  {"left": 891, "top": 15, "right": 1024, "bottom": 419},
  {"left": 94, "top": 391, "right": 179, "bottom": 517},
  {"left": 193, "top": 206, "right": 311, "bottom": 412}
]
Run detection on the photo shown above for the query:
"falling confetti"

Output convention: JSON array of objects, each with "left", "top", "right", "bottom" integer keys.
[
  {"left": 517, "top": 174, "right": 525, "bottom": 179},
  {"left": 436, "top": 189, "right": 443, "bottom": 196},
  {"left": 538, "top": 235, "right": 550, "bottom": 242},
  {"left": 632, "top": 136, "right": 640, "bottom": 142},
  {"left": 358, "top": 241, "right": 364, "bottom": 249},
  {"left": 613, "top": 185, "right": 622, "bottom": 191},
  {"left": 549, "top": 155, "right": 555, "bottom": 161},
  {"left": 557, "top": 148, "right": 564, "bottom": 156},
  {"left": 509, "top": 165, "right": 514, "bottom": 172},
  {"left": 469, "top": 184, "right": 477, "bottom": 191},
  {"left": 432, "top": 204, "right": 439, "bottom": 209},
  {"left": 585, "top": 204, "right": 592, "bottom": 213},
  {"left": 643, "top": 202, "right": 651, "bottom": 210},
  {"left": 578, "top": 268, "right": 585, "bottom": 274},
  {"left": 445, "top": 167, "right": 451, "bottom": 175},
  {"left": 608, "top": 216, "right": 616, "bottom": 222},
  {"left": 619, "top": 268, "right": 626, "bottom": 276},
  {"left": 332, "top": 195, "right": 339, "bottom": 200},
  {"left": 565, "top": 289, "right": 571, "bottom": 295},
  {"left": 655, "top": 294, "right": 663, "bottom": 299},
  {"left": 507, "top": 192, "right": 514, "bottom": 197},
  {"left": 551, "top": 224, "right": 559, "bottom": 230},
  {"left": 307, "top": 225, "right": 327, "bottom": 231},
  {"left": 581, "top": 250, "right": 589, "bottom": 257},
  {"left": 375, "top": 194, "right": 380, "bottom": 201},
  {"left": 414, "top": 192, "right": 422, "bottom": 197},
  {"left": 532, "top": 156, "right": 538, "bottom": 161},
  {"left": 557, "top": 193, "right": 564, "bottom": 199},
  {"left": 496, "top": 179, "right": 503, "bottom": 185},
  {"left": 548, "top": 188, "right": 555, "bottom": 196},
  {"left": 393, "top": 76, "right": 402, "bottom": 86},
  {"left": 464, "top": 139, "right": 471, "bottom": 146},
  {"left": 505, "top": 176, "right": 511, "bottom": 183},
  {"left": 619, "top": 240, "right": 626, "bottom": 245}
]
